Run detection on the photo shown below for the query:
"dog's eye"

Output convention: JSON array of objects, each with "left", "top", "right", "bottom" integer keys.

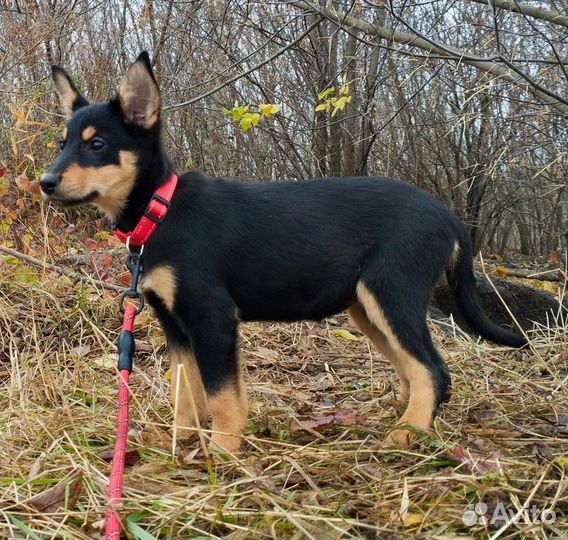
[
  {"left": 90, "top": 138, "right": 105, "bottom": 151},
  {"left": 58, "top": 140, "right": 65, "bottom": 151}
]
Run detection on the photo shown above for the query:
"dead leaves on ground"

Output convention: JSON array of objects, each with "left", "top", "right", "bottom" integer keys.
[{"left": 291, "top": 408, "right": 367, "bottom": 433}]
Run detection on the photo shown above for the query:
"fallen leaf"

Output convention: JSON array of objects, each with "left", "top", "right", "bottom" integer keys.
[
  {"left": 99, "top": 449, "right": 141, "bottom": 468},
  {"left": 291, "top": 409, "right": 366, "bottom": 433},
  {"left": 449, "top": 445, "right": 502, "bottom": 476},
  {"left": 93, "top": 355, "right": 115, "bottom": 369},
  {"left": 28, "top": 181, "right": 40, "bottom": 195},
  {"left": 27, "top": 469, "right": 82, "bottom": 513},
  {"left": 532, "top": 444, "right": 554, "bottom": 463},
  {"left": 15, "top": 174, "right": 30, "bottom": 191},
  {"left": 334, "top": 329, "right": 359, "bottom": 341},
  {"left": 83, "top": 238, "right": 98, "bottom": 251},
  {"left": 70, "top": 344, "right": 91, "bottom": 358}
]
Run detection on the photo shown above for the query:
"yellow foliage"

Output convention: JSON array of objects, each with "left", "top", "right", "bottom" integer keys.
[
  {"left": 334, "top": 329, "right": 359, "bottom": 341},
  {"left": 495, "top": 266, "right": 509, "bottom": 277}
]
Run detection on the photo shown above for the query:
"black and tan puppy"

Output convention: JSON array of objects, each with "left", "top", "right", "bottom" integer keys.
[{"left": 41, "top": 52, "right": 525, "bottom": 452}]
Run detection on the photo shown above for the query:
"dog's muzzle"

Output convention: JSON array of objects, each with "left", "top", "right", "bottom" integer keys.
[{"left": 39, "top": 173, "right": 61, "bottom": 195}]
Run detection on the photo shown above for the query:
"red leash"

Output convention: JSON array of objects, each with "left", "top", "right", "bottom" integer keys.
[
  {"left": 105, "top": 175, "right": 178, "bottom": 538},
  {"left": 105, "top": 255, "right": 142, "bottom": 539}
]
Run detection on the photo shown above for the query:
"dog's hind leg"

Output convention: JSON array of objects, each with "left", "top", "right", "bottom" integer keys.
[
  {"left": 348, "top": 302, "right": 410, "bottom": 403},
  {"left": 355, "top": 280, "right": 450, "bottom": 448}
]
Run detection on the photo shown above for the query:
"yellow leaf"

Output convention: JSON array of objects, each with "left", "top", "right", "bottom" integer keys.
[
  {"left": 340, "top": 83, "right": 350, "bottom": 95},
  {"left": 240, "top": 112, "right": 260, "bottom": 132},
  {"left": 225, "top": 104, "right": 249, "bottom": 122},
  {"left": 165, "top": 369, "right": 172, "bottom": 382},
  {"left": 331, "top": 95, "right": 352, "bottom": 116},
  {"left": 259, "top": 103, "right": 280, "bottom": 117},
  {"left": 334, "top": 329, "right": 359, "bottom": 341},
  {"left": 317, "top": 87, "right": 335, "bottom": 101},
  {"left": 240, "top": 114, "right": 253, "bottom": 132},
  {"left": 403, "top": 513, "right": 423, "bottom": 528},
  {"left": 315, "top": 103, "right": 329, "bottom": 112}
]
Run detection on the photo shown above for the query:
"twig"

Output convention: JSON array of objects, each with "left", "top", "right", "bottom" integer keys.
[
  {"left": 0, "top": 245, "right": 125, "bottom": 293},
  {"left": 164, "top": 17, "right": 322, "bottom": 111},
  {"left": 503, "top": 267, "right": 565, "bottom": 283}
]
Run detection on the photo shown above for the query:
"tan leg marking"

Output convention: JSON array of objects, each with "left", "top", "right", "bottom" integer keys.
[
  {"left": 207, "top": 377, "right": 248, "bottom": 453},
  {"left": 348, "top": 302, "right": 410, "bottom": 402},
  {"left": 81, "top": 126, "right": 97, "bottom": 141},
  {"left": 60, "top": 150, "right": 138, "bottom": 219},
  {"left": 140, "top": 265, "right": 177, "bottom": 312},
  {"left": 61, "top": 128, "right": 68, "bottom": 142},
  {"left": 356, "top": 282, "right": 437, "bottom": 447},
  {"left": 170, "top": 348, "right": 208, "bottom": 437}
]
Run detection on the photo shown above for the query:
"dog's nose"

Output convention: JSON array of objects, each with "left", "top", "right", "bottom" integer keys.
[{"left": 39, "top": 173, "right": 61, "bottom": 195}]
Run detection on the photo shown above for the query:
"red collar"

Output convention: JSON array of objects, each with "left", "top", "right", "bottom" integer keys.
[{"left": 113, "top": 173, "right": 178, "bottom": 247}]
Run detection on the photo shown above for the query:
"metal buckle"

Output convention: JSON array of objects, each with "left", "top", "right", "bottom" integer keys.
[
  {"left": 125, "top": 236, "right": 144, "bottom": 255},
  {"left": 143, "top": 194, "right": 170, "bottom": 224}
]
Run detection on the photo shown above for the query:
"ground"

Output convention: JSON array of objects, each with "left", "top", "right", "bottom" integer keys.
[
  {"left": 0, "top": 248, "right": 566, "bottom": 540},
  {"left": 0, "top": 203, "right": 566, "bottom": 540}
]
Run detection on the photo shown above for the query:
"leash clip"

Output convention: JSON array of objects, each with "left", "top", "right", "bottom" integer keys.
[{"left": 119, "top": 250, "right": 145, "bottom": 314}]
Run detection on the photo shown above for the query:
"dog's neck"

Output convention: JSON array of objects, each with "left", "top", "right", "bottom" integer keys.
[{"left": 112, "top": 143, "right": 174, "bottom": 233}]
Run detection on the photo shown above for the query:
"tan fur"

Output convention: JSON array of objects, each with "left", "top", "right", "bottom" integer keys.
[
  {"left": 81, "top": 126, "right": 96, "bottom": 141},
  {"left": 448, "top": 240, "right": 461, "bottom": 270},
  {"left": 169, "top": 348, "right": 208, "bottom": 436},
  {"left": 59, "top": 150, "right": 137, "bottom": 219},
  {"left": 355, "top": 282, "right": 437, "bottom": 447},
  {"left": 140, "top": 265, "right": 177, "bottom": 312},
  {"left": 207, "top": 378, "right": 248, "bottom": 453},
  {"left": 53, "top": 71, "right": 80, "bottom": 118},
  {"left": 62, "top": 128, "right": 68, "bottom": 142},
  {"left": 348, "top": 302, "right": 410, "bottom": 402},
  {"left": 119, "top": 61, "right": 160, "bottom": 128}
]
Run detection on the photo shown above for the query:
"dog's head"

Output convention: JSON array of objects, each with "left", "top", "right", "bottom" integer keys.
[{"left": 41, "top": 52, "right": 161, "bottom": 220}]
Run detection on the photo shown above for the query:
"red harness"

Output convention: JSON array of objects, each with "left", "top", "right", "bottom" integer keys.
[
  {"left": 106, "top": 174, "right": 178, "bottom": 539},
  {"left": 113, "top": 173, "right": 178, "bottom": 247}
]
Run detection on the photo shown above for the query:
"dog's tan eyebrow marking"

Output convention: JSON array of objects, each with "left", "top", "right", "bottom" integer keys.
[
  {"left": 82, "top": 126, "right": 97, "bottom": 141},
  {"left": 61, "top": 128, "right": 68, "bottom": 141}
]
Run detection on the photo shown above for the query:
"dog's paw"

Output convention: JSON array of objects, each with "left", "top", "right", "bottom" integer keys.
[
  {"left": 209, "top": 432, "right": 243, "bottom": 457},
  {"left": 383, "top": 427, "right": 415, "bottom": 449}
]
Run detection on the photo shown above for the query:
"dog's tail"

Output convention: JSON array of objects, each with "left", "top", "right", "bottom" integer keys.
[{"left": 445, "top": 234, "right": 527, "bottom": 348}]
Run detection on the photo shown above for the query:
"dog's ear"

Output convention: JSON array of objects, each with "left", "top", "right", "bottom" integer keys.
[
  {"left": 51, "top": 66, "right": 89, "bottom": 118},
  {"left": 117, "top": 51, "right": 160, "bottom": 129}
]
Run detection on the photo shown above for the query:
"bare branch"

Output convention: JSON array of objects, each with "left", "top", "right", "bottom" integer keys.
[
  {"left": 467, "top": 0, "right": 568, "bottom": 28},
  {"left": 289, "top": 0, "right": 568, "bottom": 115}
]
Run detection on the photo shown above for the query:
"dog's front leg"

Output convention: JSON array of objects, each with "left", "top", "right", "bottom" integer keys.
[{"left": 182, "top": 297, "right": 248, "bottom": 454}]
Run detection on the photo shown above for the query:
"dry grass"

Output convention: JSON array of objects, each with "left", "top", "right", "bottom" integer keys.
[{"left": 0, "top": 266, "right": 566, "bottom": 539}]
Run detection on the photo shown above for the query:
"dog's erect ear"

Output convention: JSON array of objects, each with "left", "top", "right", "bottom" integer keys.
[
  {"left": 51, "top": 66, "right": 89, "bottom": 118},
  {"left": 118, "top": 51, "right": 160, "bottom": 129}
]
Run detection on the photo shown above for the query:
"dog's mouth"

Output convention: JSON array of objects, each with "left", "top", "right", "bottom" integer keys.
[{"left": 46, "top": 191, "right": 99, "bottom": 207}]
